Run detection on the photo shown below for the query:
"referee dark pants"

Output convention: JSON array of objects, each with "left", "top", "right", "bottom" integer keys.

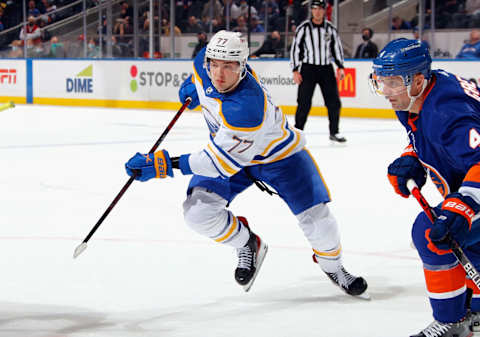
[{"left": 294, "top": 63, "right": 341, "bottom": 135}]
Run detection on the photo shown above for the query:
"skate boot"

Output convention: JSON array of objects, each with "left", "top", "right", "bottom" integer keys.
[
  {"left": 329, "top": 133, "right": 347, "bottom": 144},
  {"left": 234, "top": 217, "right": 268, "bottom": 292},
  {"left": 410, "top": 318, "right": 472, "bottom": 337},
  {"left": 324, "top": 266, "right": 369, "bottom": 299},
  {"left": 313, "top": 253, "right": 368, "bottom": 298},
  {"left": 471, "top": 312, "right": 480, "bottom": 332}
]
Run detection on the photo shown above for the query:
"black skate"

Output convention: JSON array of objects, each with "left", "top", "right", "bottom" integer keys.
[
  {"left": 471, "top": 312, "right": 480, "bottom": 332},
  {"left": 329, "top": 133, "right": 347, "bottom": 144},
  {"left": 324, "top": 266, "right": 369, "bottom": 299},
  {"left": 410, "top": 318, "right": 472, "bottom": 337},
  {"left": 235, "top": 217, "right": 268, "bottom": 292},
  {"left": 313, "top": 254, "right": 369, "bottom": 299}
]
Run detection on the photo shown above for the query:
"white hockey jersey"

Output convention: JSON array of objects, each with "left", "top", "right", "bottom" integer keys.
[{"left": 186, "top": 48, "right": 306, "bottom": 179}]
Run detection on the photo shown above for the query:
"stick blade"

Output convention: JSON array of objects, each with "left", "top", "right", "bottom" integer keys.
[
  {"left": 73, "top": 242, "right": 88, "bottom": 259},
  {"left": 9, "top": 101, "right": 15, "bottom": 108}
]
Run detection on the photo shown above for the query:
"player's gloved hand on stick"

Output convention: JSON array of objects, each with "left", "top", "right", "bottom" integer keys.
[
  {"left": 387, "top": 153, "right": 426, "bottom": 198},
  {"left": 179, "top": 75, "right": 199, "bottom": 109},
  {"left": 429, "top": 192, "right": 480, "bottom": 250},
  {"left": 125, "top": 150, "right": 173, "bottom": 182}
]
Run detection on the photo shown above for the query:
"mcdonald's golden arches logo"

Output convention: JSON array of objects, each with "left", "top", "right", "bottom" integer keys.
[{"left": 337, "top": 68, "right": 356, "bottom": 97}]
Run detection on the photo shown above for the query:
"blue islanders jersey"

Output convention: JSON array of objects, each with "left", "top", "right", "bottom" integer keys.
[
  {"left": 186, "top": 48, "right": 305, "bottom": 179},
  {"left": 396, "top": 70, "right": 480, "bottom": 200}
]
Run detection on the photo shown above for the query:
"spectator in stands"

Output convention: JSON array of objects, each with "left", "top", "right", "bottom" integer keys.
[
  {"left": 229, "top": 0, "right": 242, "bottom": 20},
  {"left": 20, "top": 16, "right": 41, "bottom": 46},
  {"left": 457, "top": 29, "right": 480, "bottom": 59},
  {"left": 87, "top": 37, "right": 100, "bottom": 58},
  {"left": 250, "top": 15, "right": 265, "bottom": 32},
  {"left": 161, "top": 18, "right": 182, "bottom": 36},
  {"left": 233, "top": 15, "right": 248, "bottom": 33},
  {"left": 40, "top": 0, "right": 57, "bottom": 25},
  {"left": 354, "top": 27, "right": 378, "bottom": 59},
  {"left": 48, "top": 36, "right": 65, "bottom": 58},
  {"left": 259, "top": 0, "right": 279, "bottom": 30},
  {"left": 412, "top": 27, "right": 430, "bottom": 51},
  {"left": 0, "top": 7, "right": 4, "bottom": 32},
  {"left": 466, "top": 0, "right": 480, "bottom": 15},
  {"left": 120, "top": 1, "right": 133, "bottom": 19},
  {"left": 202, "top": 0, "right": 223, "bottom": 23},
  {"left": 37, "top": 18, "right": 51, "bottom": 42},
  {"left": 212, "top": 16, "right": 226, "bottom": 32},
  {"left": 251, "top": 30, "right": 284, "bottom": 58},
  {"left": 237, "top": 0, "right": 258, "bottom": 18},
  {"left": 187, "top": 1, "right": 205, "bottom": 20},
  {"left": 466, "top": 0, "right": 480, "bottom": 27},
  {"left": 391, "top": 15, "right": 411, "bottom": 30},
  {"left": 184, "top": 15, "right": 204, "bottom": 34},
  {"left": 28, "top": 0, "right": 40, "bottom": 17},
  {"left": 192, "top": 31, "right": 207, "bottom": 58},
  {"left": 8, "top": 40, "right": 23, "bottom": 58},
  {"left": 437, "top": 0, "right": 462, "bottom": 28}
]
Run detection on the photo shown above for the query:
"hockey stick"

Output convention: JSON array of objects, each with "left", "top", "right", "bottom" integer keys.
[
  {"left": 0, "top": 101, "right": 15, "bottom": 112},
  {"left": 407, "top": 180, "right": 480, "bottom": 290},
  {"left": 73, "top": 98, "right": 192, "bottom": 259}
]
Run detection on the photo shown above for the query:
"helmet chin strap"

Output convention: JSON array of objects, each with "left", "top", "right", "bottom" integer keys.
[{"left": 405, "top": 79, "right": 428, "bottom": 112}]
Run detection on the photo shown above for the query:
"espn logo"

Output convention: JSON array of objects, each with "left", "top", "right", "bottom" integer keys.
[{"left": 0, "top": 69, "right": 16, "bottom": 85}]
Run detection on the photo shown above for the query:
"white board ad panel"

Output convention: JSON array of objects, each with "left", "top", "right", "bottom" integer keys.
[
  {"left": 32, "top": 59, "right": 480, "bottom": 112},
  {"left": 34, "top": 59, "right": 192, "bottom": 101}
]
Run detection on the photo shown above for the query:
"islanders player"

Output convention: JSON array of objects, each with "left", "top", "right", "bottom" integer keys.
[
  {"left": 125, "top": 30, "right": 368, "bottom": 296},
  {"left": 371, "top": 38, "right": 480, "bottom": 336}
]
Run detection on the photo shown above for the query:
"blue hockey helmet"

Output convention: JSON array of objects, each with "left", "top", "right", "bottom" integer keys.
[{"left": 372, "top": 38, "right": 431, "bottom": 86}]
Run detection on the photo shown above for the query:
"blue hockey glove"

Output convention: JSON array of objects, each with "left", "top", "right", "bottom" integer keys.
[
  {"left": 429, "top": 193, "right": 480, "bottom": 250},
  {"left": 125, "top": 150, "right": 173, "bottom": 182},
  {"left": 387, "top": 153, "right": 426, "bottom": 198},
  {"left": 179, "top": 75, "right": 199, "bottom": 109}
]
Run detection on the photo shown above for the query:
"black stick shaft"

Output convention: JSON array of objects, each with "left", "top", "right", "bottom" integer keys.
[
  {"left": 81, "top": 99, "right": 191, "bottom": 244},
  {"left": 408, "top": 182, "right": 480, "bottom": 290}
]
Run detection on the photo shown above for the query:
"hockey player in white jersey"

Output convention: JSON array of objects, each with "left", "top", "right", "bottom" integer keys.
[{"left": 125, "top": 30, "right": 368, "bottom": 295}]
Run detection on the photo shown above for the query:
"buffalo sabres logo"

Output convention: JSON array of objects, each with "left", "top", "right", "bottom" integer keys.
[{"left": 206, "top": 87, "right": 213, "bottom": 94}]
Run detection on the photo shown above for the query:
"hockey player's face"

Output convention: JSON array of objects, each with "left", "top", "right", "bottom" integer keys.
[
  {"left": 209, "top": 59, "right": 241, "bottom": 92},
  {"left": 371, "top": 75, "right": 409, "bottom": 110}
]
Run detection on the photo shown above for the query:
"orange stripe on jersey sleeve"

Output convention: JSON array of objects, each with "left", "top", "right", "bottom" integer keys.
[
  {"left": 424, "top": 263, "right": 465, "bottom": 294},
  {"left": 464, "top": 163, "right": 480, "bottom": 184}
]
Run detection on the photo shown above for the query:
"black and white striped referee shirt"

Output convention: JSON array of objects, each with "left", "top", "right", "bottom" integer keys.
[{"left": 290, "top": 19, "right": 345, "bottom": 71}]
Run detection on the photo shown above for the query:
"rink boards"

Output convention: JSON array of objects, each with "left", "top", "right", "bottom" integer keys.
[{"left": 1, "top": 58, "right": 479, "bottom": 118}]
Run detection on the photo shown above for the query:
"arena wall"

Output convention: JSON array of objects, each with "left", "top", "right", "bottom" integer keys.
[{"left": 1, "top": 58, "right": 479, "bottom": 119}]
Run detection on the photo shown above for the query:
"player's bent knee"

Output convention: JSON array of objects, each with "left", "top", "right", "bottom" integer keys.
[
  {"left": 296, "top": 203, "right": 340, "bottom": 249},
  {"left": 183, "top": 187, "right": 229, "bottom": 234},
  {"left": 411, "top": 211, "right": 432, "bottom": 252}
]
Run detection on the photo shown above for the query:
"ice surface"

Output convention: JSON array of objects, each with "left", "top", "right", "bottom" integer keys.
[{"left": 0, "top": 104, "right": 450, "bottom": 337}]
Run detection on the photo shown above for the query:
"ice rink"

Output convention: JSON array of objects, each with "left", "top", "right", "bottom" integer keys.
[{"left": 0, "top": 104, "right": 453, "bottom": 337}]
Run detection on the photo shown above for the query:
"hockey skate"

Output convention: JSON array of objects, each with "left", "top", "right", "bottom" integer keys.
[
  {"left": 312, "top": 254, "right": 369, "bottom": 299},
  {"left": 324, "top": 266, "right": 370, "bottom": 300},
  {"left": 471, "top": 312, "right": 480, "bottom": 333},
  {"left": 235, "top": 217, "right": 268, "bottom": 292},
  {"left": 410, "top": 318, "right": 473, "bottom": 337}
]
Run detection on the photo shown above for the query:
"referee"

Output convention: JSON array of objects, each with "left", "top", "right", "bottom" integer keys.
[{"left": 290, "top": 0, "right": 346, "bottom": 143}]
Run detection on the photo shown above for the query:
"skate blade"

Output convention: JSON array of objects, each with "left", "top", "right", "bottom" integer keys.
[
  {"left": 243, "top": 242, "right": 268, "bottom": 292},
  {"left": 354, "top": 291, "right": 371, "bottom": 301},
  {"left": 329, "top": 140, "right": 347, "bottom": 147}
]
